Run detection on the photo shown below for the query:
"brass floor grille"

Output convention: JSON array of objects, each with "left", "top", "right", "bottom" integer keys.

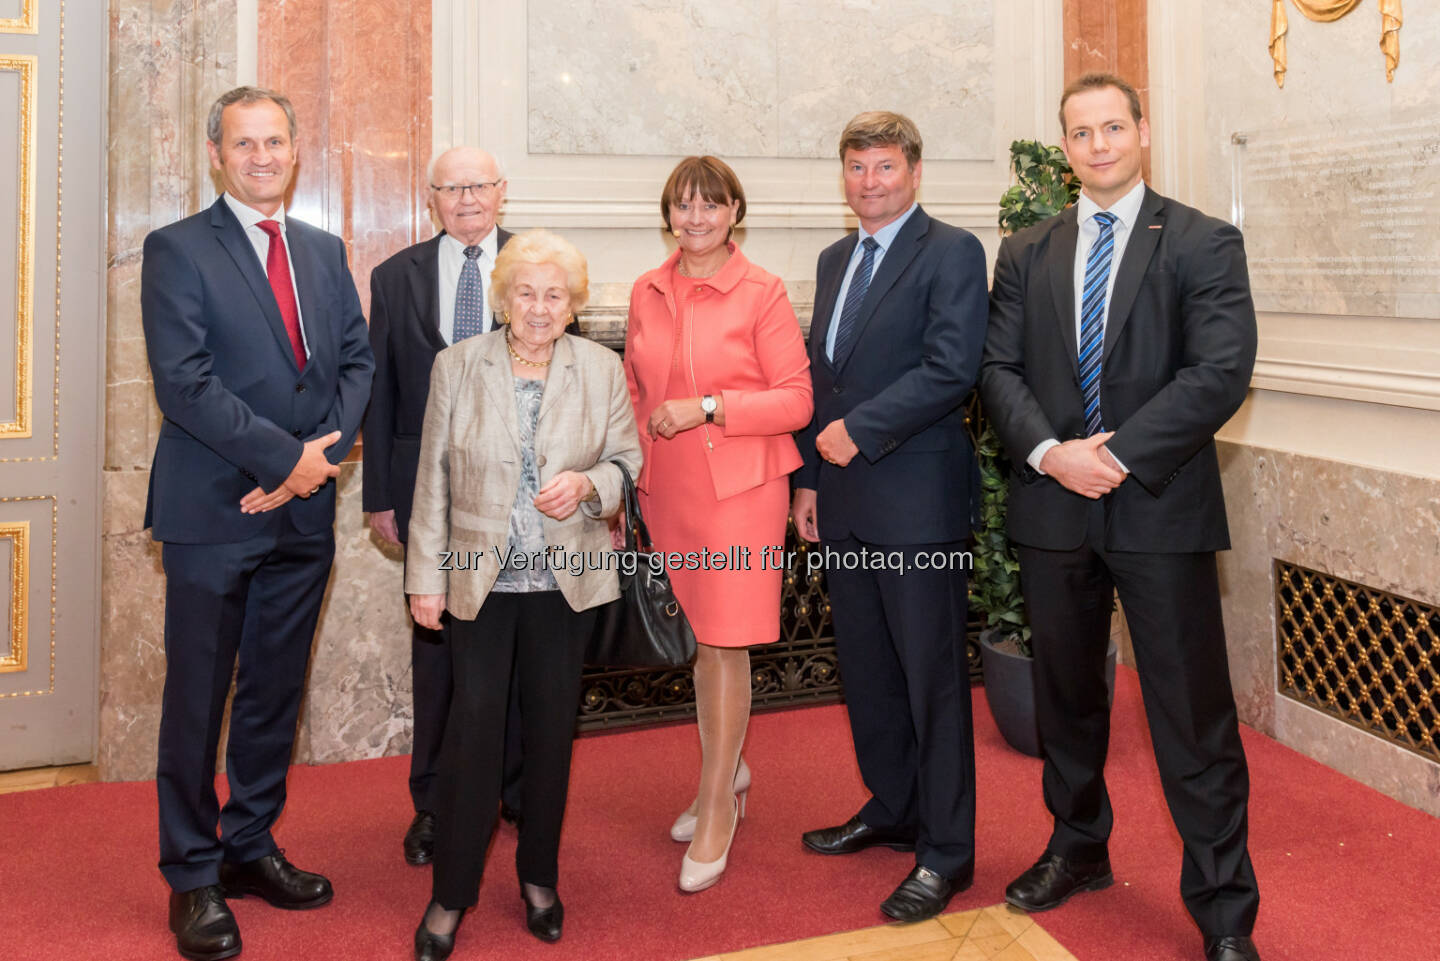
[{"left": 1276, "top": 560, "right": 1439, "bottom": 762}]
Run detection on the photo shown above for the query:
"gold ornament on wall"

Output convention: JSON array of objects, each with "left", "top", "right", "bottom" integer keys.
[{"left": 1269, "top": 0, "right": 1403, "bottom": 88}]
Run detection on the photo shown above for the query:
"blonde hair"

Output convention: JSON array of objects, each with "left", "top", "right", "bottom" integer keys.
[{"left": 490, "top": 229, "right": 590, "bottom": 314}]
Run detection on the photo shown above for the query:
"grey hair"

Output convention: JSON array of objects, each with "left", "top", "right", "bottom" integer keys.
[
  {"left": 426, "top": 146, "right": 506, "bottom": 186},
  {"left": 206, "top": 86, "right": 298, "bottom": 145}
]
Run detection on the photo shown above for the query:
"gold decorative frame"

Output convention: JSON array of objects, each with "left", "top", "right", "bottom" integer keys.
[
  {"left": 0, "top": 0, "right": 37, "bottom": 35},
  {"left": 0, "top": 496, "right": 52, "bottom": 696},
  {"left": 0, "top": 54, "right": 35, "bottom": 439},
  {"left": 0, "top": 520, "right": 28, "bottom": 673}
]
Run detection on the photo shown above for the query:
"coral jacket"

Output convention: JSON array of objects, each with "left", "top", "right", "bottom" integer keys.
[{"left": 625, "top": 245, "right": 814, "bottom": 500}]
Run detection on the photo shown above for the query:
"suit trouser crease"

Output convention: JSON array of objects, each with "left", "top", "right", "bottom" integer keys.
[
  {"left": 432, "top": 590, "right": 594, "bottom": 909},
  {"left": 825, "top": 537, "right": 977, "bottom": 878},
  {"left": 1018, "top": 499, "right": 1259, "bottom": 935},
  {"left": 156, "top": 517, "right": 335, "bottom": 891}
]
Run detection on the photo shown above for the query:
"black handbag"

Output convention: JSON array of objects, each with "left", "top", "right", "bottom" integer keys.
[{"left": 586, "top": 461, "right": 697, "bottom": 668}]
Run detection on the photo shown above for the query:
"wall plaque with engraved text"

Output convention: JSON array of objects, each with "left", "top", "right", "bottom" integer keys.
[{"left": 1232, "top": 114, "right": 1440, "bottom": 319}]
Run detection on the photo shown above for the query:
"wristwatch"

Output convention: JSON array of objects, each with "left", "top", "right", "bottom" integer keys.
[{"left": 700, "top": 394, "right": 717, "bottom": 424}]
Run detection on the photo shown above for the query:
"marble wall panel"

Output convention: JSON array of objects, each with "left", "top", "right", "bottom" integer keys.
[
  {"left": 1216, "top": 440, "right": 1440, "bottom": 815},
  {"left": 527, "top": 0, "right": 994, "bottom": 161}
]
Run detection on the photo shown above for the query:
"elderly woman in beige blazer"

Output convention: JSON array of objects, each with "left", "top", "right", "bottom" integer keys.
[{"left": 406, "top": 229, "right": 641, "bottom": 961}]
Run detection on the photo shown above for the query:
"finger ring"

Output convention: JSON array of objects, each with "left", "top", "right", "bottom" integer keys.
[{"left": 309, "top": 486, "right": 320, "bottom": 494}]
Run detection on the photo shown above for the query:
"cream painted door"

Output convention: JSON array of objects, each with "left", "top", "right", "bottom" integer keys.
[{"left": 0, "top": 3, "right": 103, "bottom": 768}]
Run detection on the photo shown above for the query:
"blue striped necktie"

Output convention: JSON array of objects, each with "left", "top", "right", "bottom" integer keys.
[
  {"left": 1079, "top": 211, "right": 1117, "bottom": 436},
  {"left": 453, "top": 245, "right": 486, "bottom": 342},
  {"left": 832, "top": 237, "right": 879, "bottom": 362}
]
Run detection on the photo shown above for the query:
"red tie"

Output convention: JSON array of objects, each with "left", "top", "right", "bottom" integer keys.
[{"left": 256, "top": 219, "right": 306, "bottom": 371}]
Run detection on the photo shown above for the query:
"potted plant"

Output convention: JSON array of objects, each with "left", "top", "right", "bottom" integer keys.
[{"left": 971, "top": 140, "right": 1115, "bottom": 757}]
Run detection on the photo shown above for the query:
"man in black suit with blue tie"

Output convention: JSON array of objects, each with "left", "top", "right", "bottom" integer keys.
[
  {"left": 142, "top": 86, "right": 373, "bottom": 961},
  {"left": 793, "top": 111, "right": 989, "bottom": 922},
  {"left": 981, "top": 74, "right": 1260, "bottom": 961}
]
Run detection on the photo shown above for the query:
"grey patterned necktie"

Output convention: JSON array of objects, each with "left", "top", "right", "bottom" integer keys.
[{"left": 453, "top": 244, "right": 486, "bottom": 342}]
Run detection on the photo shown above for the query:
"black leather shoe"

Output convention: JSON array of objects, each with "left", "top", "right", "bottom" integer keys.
[
  {"left": 219, "top": 851, "right": 332, "bottom": 909},
  {"left": 168, "top": 884, "right": 241, "bottom": 961},
  {"left": 1205, "top": 935, "right": 1261, "bottom": 961},
  {"left": 880, "top": 865, "right": 973, "bottom": 922},
  {"left": 404, "top": 810, "right": 437, "bottom": 866},
  {"left": 802, "top": 816, "right": 916, "bottom": 855},
  {"left": 413, "top": 903, "right": 465, "bottom": 961},
  {"left": 521, "top": 886, "right": 564, "bottom": 943},
  {"left": 1005, "top": 852, "right": 1113, "bottom": 912}
]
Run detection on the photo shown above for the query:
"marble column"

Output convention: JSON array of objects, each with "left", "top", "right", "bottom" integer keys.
[
  {"left": 257, "top": 0, "right": 433, "bottom": 765},
  {"left": 1062, "top": 0, "right": 1148, "bottom": 177},
  {"left": 101, "top": 0, "right": 239, "bottom": 780}
]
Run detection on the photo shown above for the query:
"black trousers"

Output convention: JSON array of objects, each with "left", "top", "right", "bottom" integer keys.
[
  {"left": 1017, "top": 499, "right": 1259, "bottom": 936},
  {"left": 824, "top": 538, "right": 977, "bottom": 879},
  {"left": 432, "top": 590, "right": 596, "bottom": 909},
  {"left": 156, "top": 515, "right": 334, "bottom": 892},
  {"left": 409, "top": 619, "right": 523, "bottom": 814}
]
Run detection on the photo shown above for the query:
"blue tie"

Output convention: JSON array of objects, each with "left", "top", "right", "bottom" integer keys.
[
  {"left": 832, "top": 237, "right": 879, "bottom": 362},
  {"left": 453, "top": 245, "right": 486, "bottom": 342},
  {"left": 1079, "top": 212, "right": 1117, "bottom": 436}
]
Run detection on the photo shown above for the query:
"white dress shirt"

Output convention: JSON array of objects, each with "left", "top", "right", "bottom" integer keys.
[
  {"left": 1027, "top": 180, "right": 1146, "bottom": 473},
  {"left": 224, "top": 192, "right": 309, "bottom": 358},
  {"left": 437, "top": 229, "right": 500, "bottom": 345}
]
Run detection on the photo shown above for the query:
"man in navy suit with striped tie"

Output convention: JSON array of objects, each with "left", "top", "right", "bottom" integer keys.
[
  {"left": 982, "top": 73, "right": 1261, "bottom": 961},
  {"left": 793, "top": 111, "right": 989, "bottom": 923},
  {"left": 142, "top": 86, "right": 373, "bottom": 961}
]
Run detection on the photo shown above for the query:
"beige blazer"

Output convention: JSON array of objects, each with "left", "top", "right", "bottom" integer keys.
[{"left": 405, "top": 331, "right": 642, "bottom": 618}]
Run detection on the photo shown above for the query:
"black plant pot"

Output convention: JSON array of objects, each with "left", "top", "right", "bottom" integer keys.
[{"left": 978, "top": 627, "right": 1118, "bottom": 758}]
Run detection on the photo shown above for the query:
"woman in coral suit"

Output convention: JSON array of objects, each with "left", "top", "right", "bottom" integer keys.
[{"left": 625, "top": 155, "right": 813, "bottom": 893}]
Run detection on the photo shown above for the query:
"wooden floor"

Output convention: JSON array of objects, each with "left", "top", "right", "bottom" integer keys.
[
  {"left": 686, "top": 905, "right": 1078, "bottom": 961},
  {"left": 0, "top": 762, "right": 99, "bottom": 795}
]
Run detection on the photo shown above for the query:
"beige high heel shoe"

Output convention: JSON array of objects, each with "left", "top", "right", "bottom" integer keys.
[
  {"left": 670, "top": 757, "right": 750, "bottom": 842},
  {"left": 677, "top": 797, "right": 740, "bottom": 893}
]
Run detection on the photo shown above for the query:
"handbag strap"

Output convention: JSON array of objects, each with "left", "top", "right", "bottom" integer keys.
[{"left": 610, "top": 460, "right": 654, "bottom": 552}]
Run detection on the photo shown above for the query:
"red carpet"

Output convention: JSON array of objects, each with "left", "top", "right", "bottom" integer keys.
[{"left": 3, "top": 667, "right": 1439, "bottom": 961}]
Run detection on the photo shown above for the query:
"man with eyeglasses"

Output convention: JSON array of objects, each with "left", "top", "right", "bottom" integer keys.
[{"left": 363, "top": 145, "right": 529, "bottom": 867}]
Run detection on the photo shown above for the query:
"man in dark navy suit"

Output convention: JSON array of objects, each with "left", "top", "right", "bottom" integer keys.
[
  {"left": 793, "top": 111, "right": 989, "bottom": 922},
  {"left": 363, "top": 146, "right": 527, "bottom": 867},
  {"left": 982, "top": 74, "right": 1260, "bottom": 961},
  {"left": 141, "top": 86, "right": 373, "bottom": 961}
]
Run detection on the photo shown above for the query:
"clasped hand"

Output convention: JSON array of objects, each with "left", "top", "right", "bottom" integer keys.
[
  {"left": 240, "top": 431, "right": 343, "bottom": 514},
  {"left": 1038, "top": 432, "right": 1126, "bottom": 499}
]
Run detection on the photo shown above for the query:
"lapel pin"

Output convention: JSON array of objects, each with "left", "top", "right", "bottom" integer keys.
[{"left": 1148, "top": 224, "right": 1163, "bottom": 230}]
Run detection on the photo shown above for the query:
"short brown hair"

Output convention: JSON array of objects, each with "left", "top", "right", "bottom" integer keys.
[
  {"left": 207, "top": 86, "right": 297, "bottom": 145},
  {"left": 660, "top": 156, "right": 747, "bottom": 236},
  {"left": 1058, "top": 73, "right": 1143, "bottom": 134},
  {"left": 838, "top": 111, "right": 923, "bottom": 168}
]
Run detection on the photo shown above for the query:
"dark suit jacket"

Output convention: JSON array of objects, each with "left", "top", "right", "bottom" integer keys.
[
  {"left": 980, "top": 186, "right": 1257, "bottom": 554},
  {"left": 141, "top": 197, "right": 374, "bottom": 544},
  {"left": 362, "top": 229, "right": 512, "bottom": 541},
  {"left": 796, "top": 206, "right": 989, "bottom": 545}
]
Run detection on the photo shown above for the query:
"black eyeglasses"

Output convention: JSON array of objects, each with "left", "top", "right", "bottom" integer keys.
[{"left": 430, "top": 181, "right": 502, "bottom": 198}]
